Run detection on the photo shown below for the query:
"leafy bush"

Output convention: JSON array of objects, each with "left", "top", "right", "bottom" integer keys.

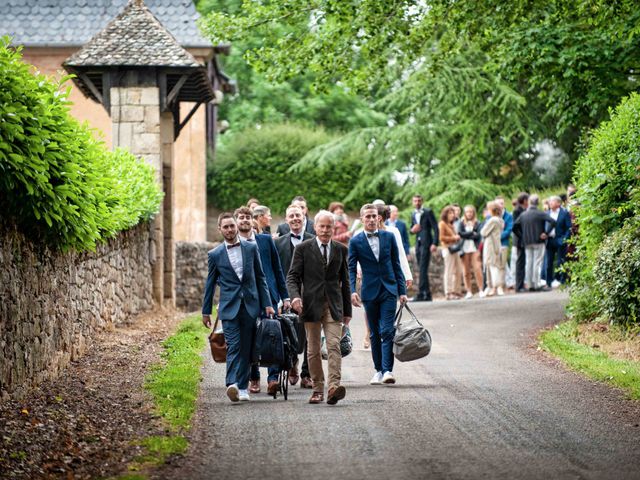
[
  {"left": 569, "top": 92, "right": 640, "bottom": 323},
  {"left": 0, "top": 38, "right": 162, "bottom": 251},
  {"left": 591, "top": 217, "right": 640, "bottom": 327},
  {"left": 207, "top": 123, "right": 396, "bottom": 213}
]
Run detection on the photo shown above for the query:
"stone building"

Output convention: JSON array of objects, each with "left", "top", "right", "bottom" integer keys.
[{"left": 1, "top": 0, "right": 233, "bottom": 243}]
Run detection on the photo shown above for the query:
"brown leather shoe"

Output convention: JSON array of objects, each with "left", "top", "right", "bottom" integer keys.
[
  {"left": 309, "top": 391, "right": 324, "bottom": 404},
  {"left": 267, "top": 380, "right": 279, "bottom": 397},
  {"left": 249, "top": 380, "right": 261, "bottom": 394},
  {"left": 288, "top": 366, "right": 299, "bottom": 386},
  {"left": 327, "top": 385, "right": 346, "bottom": 405},
  {"left": 300, "top": 377, "right": 313, "bottom": 389}
]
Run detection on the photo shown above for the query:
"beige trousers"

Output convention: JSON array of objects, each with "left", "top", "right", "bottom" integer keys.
[
  {"left": 443, "top": 250, "right": 462, "bottom": 295},
  {"left": 306, "top": 305, "right": 343, "bottom": 393}
]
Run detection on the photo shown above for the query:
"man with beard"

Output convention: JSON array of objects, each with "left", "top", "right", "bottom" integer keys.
[
  {"left": 202, "top": 213, "right": 274, "bottom": 402},
  {"left": 275, "top": 204, "right": 315, "bottom": 388},
  {"left": 234, "top": 207, "right": 290, "bottom": 395}
]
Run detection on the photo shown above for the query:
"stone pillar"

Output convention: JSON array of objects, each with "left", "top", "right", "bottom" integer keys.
[{"left": 111, "top": 86, "right": 172, "bottom": 305}]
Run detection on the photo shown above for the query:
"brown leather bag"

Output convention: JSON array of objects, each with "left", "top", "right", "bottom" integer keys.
[{"left": 208, "top": 315, "right": 227, "bottom": 363}]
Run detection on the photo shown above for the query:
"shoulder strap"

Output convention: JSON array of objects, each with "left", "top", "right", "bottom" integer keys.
[{"left": 212, "top": 314, "right": 220, "bottom": 331}]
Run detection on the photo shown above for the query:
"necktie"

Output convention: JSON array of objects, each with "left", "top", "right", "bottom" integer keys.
[
  {"left": 322, "top": 244, "right": 328, "bottom": 266},
  {"left": 291, "top": 234, "right": 301, "bottom": 240},
  {"left": 366, "top": 231, "right": 379, "bottom": 238},
  {"left": 227, "top": 242, "right": 241, "bottom": 249}
]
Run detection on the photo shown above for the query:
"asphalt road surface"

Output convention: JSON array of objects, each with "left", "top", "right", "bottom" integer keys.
[{"left": 160, "top": 291, "right": 640, "bottom": 480}]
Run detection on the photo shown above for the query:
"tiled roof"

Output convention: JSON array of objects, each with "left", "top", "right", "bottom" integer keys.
[
  {"left": 64, "top": 0, "right": 201, "bottom": 67},
  {"left": 1, "top": 0, "right": 210, "bottom": 48}
]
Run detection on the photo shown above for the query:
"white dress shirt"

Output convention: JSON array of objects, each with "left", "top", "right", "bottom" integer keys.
[
  {"left": 549, "top": 208, "right": 559, "bottom": 238},
  {"left": 290, "top": 230, "right": 304, "bottom": 248},
  {"left": 225, "top": 239, "right": 243, "bottom": 280},
  {"left": 316, "top": 237, "right": 331, "bottom": 263},
  {"left": 365, "top": 230, "right": 380, "bottom": 261}
]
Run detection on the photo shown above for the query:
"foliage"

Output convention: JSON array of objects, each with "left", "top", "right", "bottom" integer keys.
[
  {"left": 208, "top": 123, "right": 395, "bottom": 213},
  {"left": 144, "top": 315, "right": 209, "bottom": 430},
  {"left": 591, "top": 218, "right": 640, "bottom": 326},
  {"left": 569, "top": 93, "right": 640, "bottom": 324},
  {"left": 0, "top": 38, "right": 162, "bottom": 251},
  {"left": 196, "top": 0, "right": 386, "bottom": 137},
  {"left": 200, "top": 0, "right": 640, "bottom": 200},
  {"left": 540, "top": 320, "right": 640, "bottom": 399}
]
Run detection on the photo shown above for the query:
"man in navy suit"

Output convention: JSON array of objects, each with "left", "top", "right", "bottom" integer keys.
[
  {"left": 202, "top": 213, "right": 274, "bottom": 403},
  {"left": 545, "top": 196, "right": 572, "bottom": 286},
  {"left": 386, "top": 205, "right": 410, "bottom": 257},
  {"left": 235, "top": 207, "right": 290, "bottom": 395},
  {"left": 349, "top": 204, "right": 407, "bottom": 385}
]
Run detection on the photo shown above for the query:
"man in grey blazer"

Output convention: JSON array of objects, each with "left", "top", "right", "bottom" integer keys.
[{"left": 202, "top": 212, "right": 274, "bottom": 403}]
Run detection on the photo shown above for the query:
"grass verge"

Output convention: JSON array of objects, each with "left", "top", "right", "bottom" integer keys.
[
  {"left": 119, "top": 314, "right": 209, "bottom": 478},
  {"left": 540, "top": 320, "right": 640, "bottom": 400}
]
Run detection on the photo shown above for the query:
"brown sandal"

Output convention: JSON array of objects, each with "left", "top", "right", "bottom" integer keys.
[{"left": 309, "top": 391, "right": 324, "bottom": 404}]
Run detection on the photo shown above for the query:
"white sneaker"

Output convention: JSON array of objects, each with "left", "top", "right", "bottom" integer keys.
[
  {"left": 465, "top": 292, "right": 473, "bottom": 300},
  {"left": 226, "top": 384, "right": 239, "bottom": 402},
  {"left": 238, "top": 389, "right": 250, "bottom": 401},
  {"left": 551, "top": 280, "right": 561, "bottom": 288},
  {"left": 497, "top": 287, "right": 504, "bottom": 296},
  {"left": 370, "top": 372, "right": 383, "bottom": 385},
  {"left": 382, "top": 372, "right": 396, "bottom": 384},
  {"left": 478, "top": 290, "right": 487, "bottom": 298}
]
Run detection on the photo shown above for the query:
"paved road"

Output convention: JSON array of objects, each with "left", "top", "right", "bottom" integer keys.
[{"left": 161, "top": 291, "right": 640, "bottom": 480}]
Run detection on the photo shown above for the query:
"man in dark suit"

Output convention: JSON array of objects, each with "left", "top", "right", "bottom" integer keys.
[
  {"left": 512, "top": 193, "right": 529, "bottom": 292},
  {"left": 276, "top": 195, "right": 315, "bottom": 236},
  {"left": 386, "top": 205, "right": 410, "bottom": 257},
  {"left": 275, "top": 204, "right": 315, "bottom": 388},
  {"left": 202, "top": 213, "right": 274, "bottom": 403},
  {"left": 235, "top": 207, "right": 290, "bottom": 395},
  {"left": 287, "top": 211, "right": 352, "bottom": 405},
  {"left": 409, "top": 194, "right": 439, "bottom": 301},
  {"left": 545, "top": 195, "right": 572, "bottom": 287},
  {"left": 349, "top": 204, "right": 407, "bottom": 385}
]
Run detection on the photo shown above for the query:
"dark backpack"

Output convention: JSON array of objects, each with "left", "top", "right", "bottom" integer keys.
[{"left": 252, "top": 318, "right": 284, "bottom": 367}]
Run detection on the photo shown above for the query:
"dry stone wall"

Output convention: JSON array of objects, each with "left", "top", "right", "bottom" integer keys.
[
  {"left": 175, "top": 241, "right": 218, "bottom": 312},
  {"left": 0, "top": 223, "right": 155, "bottom": 399}
]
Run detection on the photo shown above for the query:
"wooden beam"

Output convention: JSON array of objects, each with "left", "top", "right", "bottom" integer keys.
[
  {"left": 159, "top": 72, "right": 168, "bottom": 112},
  {"left": 175, "top": 101, "right": 202, "bottom": 140},
  {"left": 76, "top": 71, "right": 103, "bottom": 104},
  {"left": 166, "top": 74, "right": 189, "bottom": 108}
]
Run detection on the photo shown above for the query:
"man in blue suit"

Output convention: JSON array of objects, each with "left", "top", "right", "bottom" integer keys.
[
  {"left": 386, "top": 205, "right": 410, "bottom": 257},
  {"left": 202, "top": 212, "right": 274, "bottom": 403},
  {"left": 349, "top": 204, "right": 407, "bottom": 385},
  {"left": 235, "top": 207, "right": 290, "bottom": 396},
  {"left": 545, "top": 196, "right": 572, "bottom": 287}
]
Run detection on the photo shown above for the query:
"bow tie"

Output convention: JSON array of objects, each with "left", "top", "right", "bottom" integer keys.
[
  {"left": 227, "top": 242, "right": 241, "bottom": 249},
  {"left": 366, "top": 232, "right": 379, "bottom": 238},
  {"left": 291, "top": 234, "right": 301, "bottom": 240}
]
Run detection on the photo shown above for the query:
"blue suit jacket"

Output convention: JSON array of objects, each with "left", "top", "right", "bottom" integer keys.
[
  {"left": 348, "top": 230, "right": 406, "bottom": 302},
  {"left": 254, "top": 234, "right": 289, "bottom": 307},
  {"left": 500, "top": 210, "right": 513, "bottom": 247},
  {"left": 549, "top": 208, "right": 572, "bottom": 247},
  {"left": 202, "top": 241, "right": 271, "bottom": 320},
  {"left": 386, "top": 219, "right": 410, "bottom": 255}
]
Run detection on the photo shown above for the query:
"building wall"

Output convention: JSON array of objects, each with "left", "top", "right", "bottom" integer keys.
[
  {"left": 0, "top": 223, "right": 154, "bottom": 399},
  {"left": 21, "top": 47, "right": 208, "bottom": 243}
]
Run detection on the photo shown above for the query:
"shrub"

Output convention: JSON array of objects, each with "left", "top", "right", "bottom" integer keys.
[
  {"left": 591, "top": 217, "right": 640, "bottom": 327},
  {"left": 0, "top": 38, "right": 162, "bottom": 251},
  {"left": 569, "top": 92, "right": 640, "bottom": 323}
]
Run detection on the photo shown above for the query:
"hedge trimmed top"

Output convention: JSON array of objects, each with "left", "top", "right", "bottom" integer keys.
[{"left": 0, "top": 37, "right": 163, "bottom": 252}]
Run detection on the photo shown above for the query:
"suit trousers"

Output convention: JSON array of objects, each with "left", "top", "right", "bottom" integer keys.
[
  {"left": 417, "top": 246, "right": 433, "bottom": 300},
  {"left": 305, "top": 305, "right": 343, "bottom": 393},
  {"left": 546, "top": 242, "right": 567, "bottom": 285},
  {"left": 525, "top": 244, "right": 545, "bottom": 289},
  {"left": 363, "top": 291, "right": 397, "bottom": 374},
  {"left": 515, "top": 246, "right": 526, "bottom": 291},
  {"left": 222, "top": 302, "right": 255, "bottom": 390}
]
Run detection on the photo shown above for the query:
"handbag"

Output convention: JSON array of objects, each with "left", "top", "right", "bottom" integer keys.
[
  {"left": 321, "top": 325, "right": 353, "bottom": 359},
  {"left": 208, "top": 315, "right": 227, "bottom": 363},
  {"left": 393, "top": 303, "right": 432, "bottom": 362},
  {"left": 448, "top": 238, "right": 463, "bottom": 254}
]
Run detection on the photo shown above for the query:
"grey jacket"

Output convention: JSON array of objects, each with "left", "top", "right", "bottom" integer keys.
[{"left": 513, "top": 206, "right": 556, "bottom": 247}]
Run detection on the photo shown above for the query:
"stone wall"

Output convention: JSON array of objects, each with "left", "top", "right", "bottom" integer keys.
[
  {"left": 0, "top": 223, "right": 155, "bottom": 399},
  {"left": 175, "top": 241, "right": 218, "bottom": 312}
]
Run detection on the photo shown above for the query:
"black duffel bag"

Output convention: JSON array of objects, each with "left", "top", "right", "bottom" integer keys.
[
  {"left": 280, "top": 310, "right": 305, "bottom": 354},
  {"left": 252, "top": 317, "right": 285, "bottom": 367}
]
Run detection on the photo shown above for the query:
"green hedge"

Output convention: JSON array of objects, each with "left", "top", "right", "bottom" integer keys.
[
  {"left": 207, "top": 123, "right": 396, "bottom": 213},
  {"left": 569, "top": 92, "right": 640, "bottom": 324},
  {"left": 0, "top": 38, "right": 162, "bottom": 251}
]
